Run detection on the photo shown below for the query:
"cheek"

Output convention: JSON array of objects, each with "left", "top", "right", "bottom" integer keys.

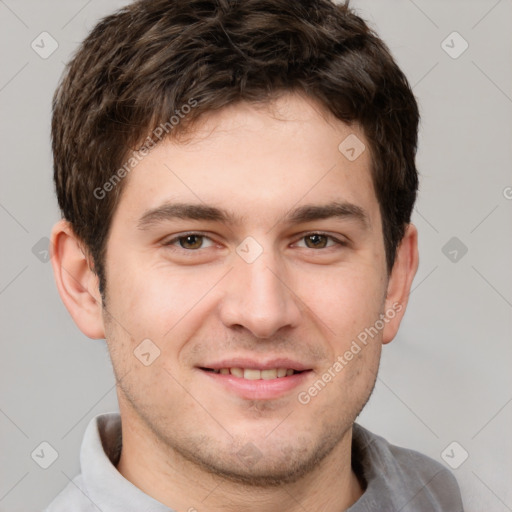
[
  {"left": 105, "top": 256, "right": 226, "bottom": 354},
  {"left": 293, "top": 262, "right": 386, "bottom": 341}
]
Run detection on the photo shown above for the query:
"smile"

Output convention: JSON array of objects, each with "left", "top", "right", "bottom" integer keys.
[
  {"left": 198, "top": 366, "right": 312, "bottom": 400},
  {"left": 200, "top": 367, "right": 302, "bottom": 380}
]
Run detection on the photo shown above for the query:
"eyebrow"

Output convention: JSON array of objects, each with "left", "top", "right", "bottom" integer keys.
[
  {"left": 137, "top": 200, "right": 370, "bottom": 230},
  {"left": 138, "top": 203, "right": 232, "bottom": 230},
  {"left": 283, "top": 202, "right": 369, "bottom": 228}
]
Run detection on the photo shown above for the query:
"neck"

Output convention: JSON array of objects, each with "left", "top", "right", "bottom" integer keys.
[{"left": 116, "top": 410, "right": 363, "bottom": 512}]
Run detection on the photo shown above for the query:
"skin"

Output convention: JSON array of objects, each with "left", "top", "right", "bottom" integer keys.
[{"left": 51, "top": 92, "right": 418, "bottom": 512}]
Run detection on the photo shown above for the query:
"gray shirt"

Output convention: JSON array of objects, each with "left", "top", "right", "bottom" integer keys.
[{"left": 44, "top": 413, "right": 464, "bottom": 512}]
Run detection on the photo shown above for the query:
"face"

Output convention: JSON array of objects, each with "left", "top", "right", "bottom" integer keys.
[{"left": 101, "top": 93, "right": 396, "bottom": 485}]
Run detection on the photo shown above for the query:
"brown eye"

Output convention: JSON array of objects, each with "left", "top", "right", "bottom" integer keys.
[
  {"left": 304, "top": 234, "right": 329, "bottom": 248},
  {"left": 179, "top": 234, "right": 204, "bottom": 249}
]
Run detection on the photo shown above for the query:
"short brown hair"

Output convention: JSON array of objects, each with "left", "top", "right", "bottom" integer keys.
[{"left": 52, "top": 0, "right": 419, "bottom": 297}]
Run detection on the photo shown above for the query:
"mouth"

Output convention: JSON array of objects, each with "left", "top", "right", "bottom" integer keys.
[
  {"left": 197, "top": 360, "right": 313, "bottom": 400},
  {"left": 199, "top": 367, "right": 304, "bottom": 380}
]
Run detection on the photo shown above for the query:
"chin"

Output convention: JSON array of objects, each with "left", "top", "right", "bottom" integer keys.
[{"left": 173, "top": 427, "right": 346, "bottom": 488}]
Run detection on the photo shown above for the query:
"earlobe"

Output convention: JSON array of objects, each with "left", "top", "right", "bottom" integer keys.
[
  {"left": 50, "top": 219, "right": 105, "bottom": 339},
  {"left": 382, "top": 223, "right": 419, "bottom": 344}
]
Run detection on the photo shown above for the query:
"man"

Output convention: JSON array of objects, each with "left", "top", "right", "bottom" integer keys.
[{"left": 46, "top": 0, "right": 465, "bottom": 510}]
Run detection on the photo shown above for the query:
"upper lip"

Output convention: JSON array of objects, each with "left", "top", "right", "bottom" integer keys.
[{"left": 198, "top": 357, "right": 312, "bottom": 372}]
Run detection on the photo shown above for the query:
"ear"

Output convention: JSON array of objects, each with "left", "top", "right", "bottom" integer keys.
[
  {"left": 50, "top": 219, "right": 105, "bottom": 339},
  {"left": 382, "top": 223, "right": 419, "bottom": 344}
]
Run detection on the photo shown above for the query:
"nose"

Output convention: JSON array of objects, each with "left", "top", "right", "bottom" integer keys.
[{"left": 218, "top": 249, "right": 302, "bottom": 339}]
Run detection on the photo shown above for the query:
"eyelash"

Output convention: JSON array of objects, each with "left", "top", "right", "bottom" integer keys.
[
  {"left": 294, "top": 232, "right": 347, "bottom": 249},
  {"left": 162, "top": 232, "right": 347, "bottom": 251}
]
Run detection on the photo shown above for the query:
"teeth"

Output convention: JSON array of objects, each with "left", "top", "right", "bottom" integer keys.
[
  {"left": 261, "top": 369, "right": 277, "bottom": 380},
  {"left": 244, "top": 368, "right": 261, "bottom": 380},
  {"left": 230, "top": 367, "right": 244, "bottom": 378},
  {"left": 212, "top": 367, "right": 299, "bottom": 380}
]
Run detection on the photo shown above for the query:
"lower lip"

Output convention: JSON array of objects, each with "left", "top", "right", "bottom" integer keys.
[{"left": 199, "top": 369, "right": 312, "bottom": 400}]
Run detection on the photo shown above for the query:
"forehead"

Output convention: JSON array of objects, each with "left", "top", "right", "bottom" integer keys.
[{"left": 113, "top": 93, "right": 380, "bottom": 231}]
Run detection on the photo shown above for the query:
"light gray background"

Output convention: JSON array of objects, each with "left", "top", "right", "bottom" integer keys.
[{"left": 1, "top": 1, "right": 511, "bottom": 511}]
